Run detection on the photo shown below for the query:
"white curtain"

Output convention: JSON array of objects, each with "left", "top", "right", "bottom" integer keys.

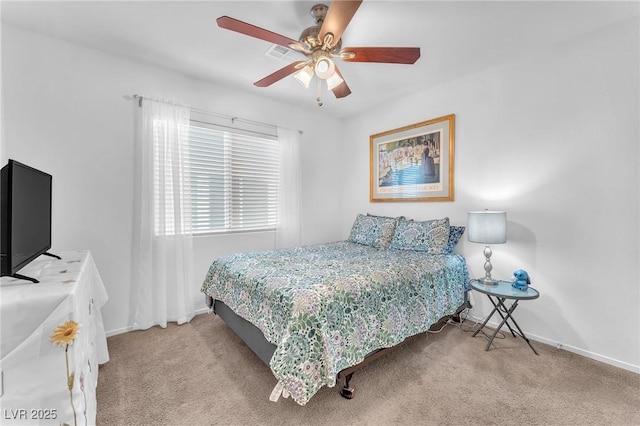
[
  {"left": 131, "top": 98, "right": 196, "bottom": 330},
  {"left": 275, "top": 127, "right": 302, "bottom": 249}
]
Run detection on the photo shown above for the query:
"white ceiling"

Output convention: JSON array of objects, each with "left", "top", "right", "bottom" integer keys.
[{"left": 2, "top": 1, "right": 638, "bottom": 118}]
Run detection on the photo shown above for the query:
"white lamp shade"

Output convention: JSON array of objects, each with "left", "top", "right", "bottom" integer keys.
[
  {"left": 468, "top": 211, "right": 507, "bottom": 244},
  {"left": 294, "top": 65, "right": 314, "bottom": 88},
  {"left": 315, "top": 57, "right": 335, "bottom": 79},
  {"left": 325, "top": 72, "right": 344, "bottom": 90}
]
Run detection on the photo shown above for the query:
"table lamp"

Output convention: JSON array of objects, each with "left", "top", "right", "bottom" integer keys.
[{"left": 468, "top": 210, "right": 507, "bottom": 285}]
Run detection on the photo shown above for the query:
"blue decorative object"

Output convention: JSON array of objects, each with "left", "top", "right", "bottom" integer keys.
[{"left": 512, "top": 269, "right": 530, "bottom": 291}]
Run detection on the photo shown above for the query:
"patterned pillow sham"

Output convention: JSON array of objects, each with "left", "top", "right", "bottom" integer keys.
[
  {"left": 389, "top": 217, "right": 450, "bottom": 253},
  {"left": 348, "top": 213, "right": 398, "bottom": 249},
  {"left": 444, "top": 226, "right": 466, "bottom": 254}
]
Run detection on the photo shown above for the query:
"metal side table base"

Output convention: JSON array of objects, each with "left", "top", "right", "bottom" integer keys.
[{"left": 470, "top": 279, "right": 540, "bottom": 355}]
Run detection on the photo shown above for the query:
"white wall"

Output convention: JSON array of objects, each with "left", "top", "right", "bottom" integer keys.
[
  {"left": 3, "top": 16, "right": 639, "bottom": 373},
  {"left": 2, "top": 25, "right": 346, "bottom": 335},
  {"left": 0, "top": 16, "right": 5, "bottom": 166},
  {"left": 342, "top": 18, "right": 640, "bottom": 372}
]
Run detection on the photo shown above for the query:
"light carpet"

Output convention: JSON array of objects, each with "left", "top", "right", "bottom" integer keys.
[{"left": 97, "top": 313, "right": 640, "bottom": 425}]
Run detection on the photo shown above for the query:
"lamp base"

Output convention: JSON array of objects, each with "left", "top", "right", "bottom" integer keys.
[{"left": 481, "top": 277, "right": 499, "bottom": 286}]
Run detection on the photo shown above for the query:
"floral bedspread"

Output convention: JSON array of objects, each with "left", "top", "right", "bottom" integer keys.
[{"left": 201, "top": 241, "right": 468, "bottom": 405}]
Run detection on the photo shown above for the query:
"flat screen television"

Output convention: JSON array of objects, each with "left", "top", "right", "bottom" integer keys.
[{"left": 1, "top": 159, "right": 57, "bottom": 283}]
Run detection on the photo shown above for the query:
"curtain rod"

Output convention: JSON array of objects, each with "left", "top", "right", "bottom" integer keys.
[{"left": 125, "top": 94, "right": 303, "bottom": 135}]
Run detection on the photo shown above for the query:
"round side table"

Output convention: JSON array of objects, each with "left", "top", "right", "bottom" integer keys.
[{"left": 470, "top": 279, "right": 539, "bottom": 354}]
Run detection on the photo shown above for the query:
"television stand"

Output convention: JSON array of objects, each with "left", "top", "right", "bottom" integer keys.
[
  {"left": 43, "top": 251, "right": 61, "bottom": 260},
  {"left": 0, "top": 250, "right": 109, "bottom": 426}
]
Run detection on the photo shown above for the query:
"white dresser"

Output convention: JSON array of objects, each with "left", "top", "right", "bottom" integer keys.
[{"left": 0, "top": 251, "right": 109, "bottom": 425}]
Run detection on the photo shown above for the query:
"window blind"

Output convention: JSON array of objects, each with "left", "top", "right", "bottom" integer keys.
[{"left": 187, "top": 123, "right": 280, "bottom": 234}]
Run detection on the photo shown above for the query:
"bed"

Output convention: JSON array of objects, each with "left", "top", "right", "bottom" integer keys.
[{"left": 201, "top": 214, "right": 469, "bottom": 406}]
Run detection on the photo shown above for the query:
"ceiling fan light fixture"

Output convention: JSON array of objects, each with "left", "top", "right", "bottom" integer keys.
[
  {"left": 294, "top": 65, "right": 314, "bottom": 88},
  {"left": 315, "top": 57, "right": 335, "bottom": 79},
  {"left": 325, "top": 72, "right": 344, "bottom": 90},
  {"left": 217, "top": 0, "right": 419, "bottom": 102}
]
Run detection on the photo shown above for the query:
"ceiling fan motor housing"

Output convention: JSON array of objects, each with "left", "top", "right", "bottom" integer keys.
[
  {"left": 310, "top": 4, "right": 329, "bottom": 24},
  {"left": 300, "top": 4, "right": 342, "bottom": 53}
]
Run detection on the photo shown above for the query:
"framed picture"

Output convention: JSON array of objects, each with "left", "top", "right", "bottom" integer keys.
[{"left": 370, "top": 114, "right": 455, "bottom": 202}]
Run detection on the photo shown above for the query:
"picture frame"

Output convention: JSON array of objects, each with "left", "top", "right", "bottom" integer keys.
[{"left": 370, "top": 114, "right": 455, "bottom": 202}]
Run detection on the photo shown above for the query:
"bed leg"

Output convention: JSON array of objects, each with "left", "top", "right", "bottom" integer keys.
[{"left": 340, "top": 372, "right": 355, "bottom": 399}]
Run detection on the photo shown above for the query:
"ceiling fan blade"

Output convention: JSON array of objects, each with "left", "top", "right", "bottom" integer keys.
[
  {"left": 331, "top": 66, "right": 351, "bottom": 98},
  {"left": 340, "top": 47, "right": 421, "bottom": 64},
  {"left": 254, "top": 61, "right": 306, "bottom": 87},
  {"left": 319, "top": 0, "right": 363, "bottom": 47},
  {"left": 217, "top": 16, "right": 305, "bottom": 51}
]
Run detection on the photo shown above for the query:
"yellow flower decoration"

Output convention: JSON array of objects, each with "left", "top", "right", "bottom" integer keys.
[{"left": 50, "top": 320, "right": 80, "bottom": 346}]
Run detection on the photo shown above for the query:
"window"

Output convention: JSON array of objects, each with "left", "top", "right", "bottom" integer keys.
[{"left": 187, "top": 122, "right": 280, "bottom": 234}]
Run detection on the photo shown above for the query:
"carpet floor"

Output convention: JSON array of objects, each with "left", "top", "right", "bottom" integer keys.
[{"left": 96, "top": 313, "right": 640, "bottom": 425}]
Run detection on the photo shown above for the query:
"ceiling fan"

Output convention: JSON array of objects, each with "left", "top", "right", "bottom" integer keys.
[{"left": 217, "top": 0, "right": 420, "bottom": 105}]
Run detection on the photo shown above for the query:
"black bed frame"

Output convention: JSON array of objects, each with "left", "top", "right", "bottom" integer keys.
[{"left": 206, "top": 294, "right": 470, "bottom": 400}]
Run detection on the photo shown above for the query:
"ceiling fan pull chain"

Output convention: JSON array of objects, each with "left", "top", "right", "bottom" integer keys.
[{"left": 316, "top": 77, "right": 323, "bottom": 107}]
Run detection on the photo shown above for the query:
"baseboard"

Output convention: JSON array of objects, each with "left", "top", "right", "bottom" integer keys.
[
  {"left": 106, "top": 326, "right": 133, "bottom": 337},
  {"left": 524, "top": 331, "right": 640, "bottom": 374},
  {"left": 105, "top": 307, "right": 211, "bottom": 338},
  {"left": 468, "top": 314, "right": 640, "bottom": 374}
]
